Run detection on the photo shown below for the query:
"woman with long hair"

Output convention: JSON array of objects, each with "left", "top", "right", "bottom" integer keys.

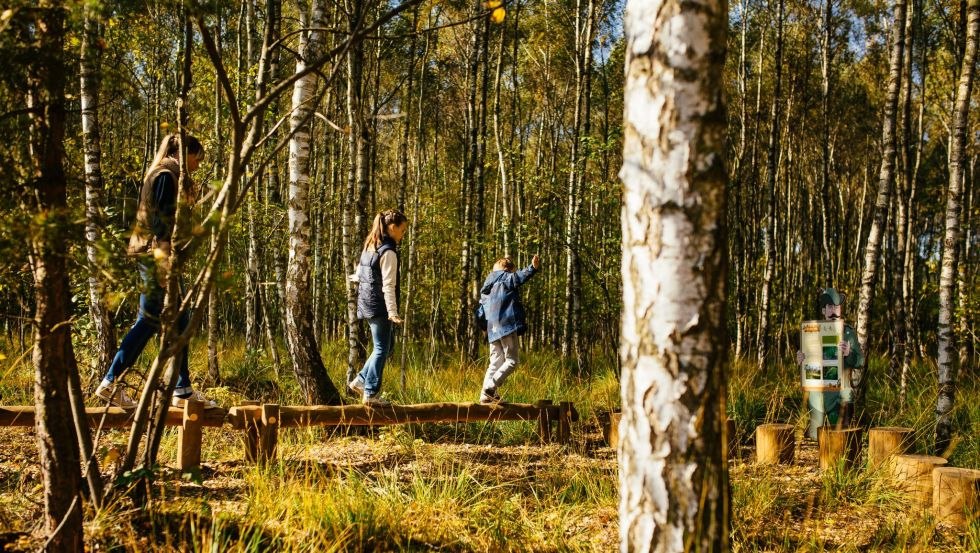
[
  {"left": 94, "top": 133, "right": 216, "bottom": 409},
  {"left": 347, "top": 209, "right": 409, "bottom": 406}
]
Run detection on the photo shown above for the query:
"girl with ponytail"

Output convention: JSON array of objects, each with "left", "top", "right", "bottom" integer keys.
[{"left": 348, "top": 209, "right": 409, "bottom": 406}]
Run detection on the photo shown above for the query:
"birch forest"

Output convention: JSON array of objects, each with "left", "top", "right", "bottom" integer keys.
[{"left": 0, "top": 0, "right": 977, "bottom": 549}]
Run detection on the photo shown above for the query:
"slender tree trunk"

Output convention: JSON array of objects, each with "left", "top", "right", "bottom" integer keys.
[
  {"left": 935, "top": 0, "right": 978, "bottom": 454},
  {"left": 80, "top": 10, "right": 116, "bottom": 379},
  {"left": 757, "top": 0, "right": 784, "bottom": 370},
  {"left": 344, "top": 0, "right": 370, "bottom": 385},
  {"left": 619, "top": 0, "right": 730, "bottom": 547},
  {"left": 855, "top": 0, "right": 908, "bottom": 365},
  {"left": 286, "top": 0, "right": 342, "bottom": 405},
  {"left": 819, "top": 0, "right": 835, "bottom": 284},
  {"left": 28, "top": 4, "right": 84, "bottom": 548}
]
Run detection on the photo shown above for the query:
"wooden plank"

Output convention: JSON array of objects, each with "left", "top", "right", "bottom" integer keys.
[
  {"left": 537, "top": 400, "right": 553, "bottom": 443},
  {"left": 557, "top": 401, "right": 572, "bottom": 444},
  {"left": 1, "top": 406, "right": 228, "bottom": 428}
]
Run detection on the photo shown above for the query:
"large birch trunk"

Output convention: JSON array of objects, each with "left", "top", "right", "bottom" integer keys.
[
  {"left": 935, "top": 0, "right": 979, "bottom": 454},
  {"left": 286, "top": 0, "right": 342, "bottom": 405},
  {"left": 618, "top": 0, "right": 731, "bottom": 547}
]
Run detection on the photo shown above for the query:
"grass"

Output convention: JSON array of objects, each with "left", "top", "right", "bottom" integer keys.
[{"left": 1, "top": 335, "right": 978, "bottom": 551}]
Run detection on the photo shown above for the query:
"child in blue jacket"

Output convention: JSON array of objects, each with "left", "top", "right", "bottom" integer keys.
[{"left": 478, "top": 254, "right": 541, "bottom": 403}]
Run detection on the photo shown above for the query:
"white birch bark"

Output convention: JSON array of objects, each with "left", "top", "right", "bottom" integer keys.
[
  {"left": 285, "top": 0, "right": 341, "bottom": 404},
  {"left": 935, "top": 0, "right": 979, "bottom": 453},
  {"left": 618, "top": 0, "right": 730, "bottom": 549}
]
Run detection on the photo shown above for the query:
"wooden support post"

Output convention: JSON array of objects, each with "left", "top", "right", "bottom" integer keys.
[
  {"left": 867, "top": 426, "right": 914, "bottom": 468},
  {"left": 259, "top": 404, "right": 280, "bottom": 464},
  {"left": 932, "top": 467, "right": 980, "bottom": 528},
  {"left": 890, "top": 454, "right": 948, "bottom": 508},
  {"left": 241, "top": 400, "right": 261, "bottom": 464},
  {"left": 557, "top": 401, "right": 572, "bottom": 444},
  {"left": 755, "top": 423, "right": 795, "bottom": 465},
  {"left": 536, "top": 400, "right": 553, "bottom": 444},
  {"left": 602, "top": 411, "right": 621, "bottom": 449},
  {"left": 726, "top": 418, "right": 738, "bottom": 462},
  {"left": 177, "top": 399, "right": 204, "bottom": 473},
  {"left": 818, "top": 427, "right": 863, "bottom": 470}
]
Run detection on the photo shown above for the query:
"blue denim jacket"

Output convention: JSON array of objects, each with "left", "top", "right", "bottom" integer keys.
[{"left": 479, "top": 264, "right": 536, "bottom": 343}]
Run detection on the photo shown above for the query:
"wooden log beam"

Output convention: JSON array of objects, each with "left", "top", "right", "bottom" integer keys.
[
  {"left": 755, "top": 423, "right": 795, "bottom": 465},
  {"left": 932, "top": 467, "right": 980, "bottom": 528},
  {"left": 867, "top": 426, "right": 913, "bottom": 468},
  {"left": 259, "top": 404, "right": 279, "bottom": 464},
  {"left": 227, "top": 401, "right": 556, "bottom": 428},
  {"left": 1, "top": 406, "right": 228, "bottom": 428},
  {"left": 818, "top": 427, "right": 863, "bottom": 470}
]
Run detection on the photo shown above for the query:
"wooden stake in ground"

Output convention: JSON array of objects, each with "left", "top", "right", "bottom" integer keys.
[
  {"left": 890, "top": 454, "right": 947, "bottom": 507},
  {"left": 756, "top": 423, "right": 795, "bottom": 464},
  {"left": 867, "top": 426, "right": 913, "bottom": 468},
  {"left": 932, "top": 467, "right": 980, "bottom": 528}
]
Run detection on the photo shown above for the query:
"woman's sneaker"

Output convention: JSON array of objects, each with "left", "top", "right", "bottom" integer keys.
[
  {"left": 94, "top": 383, "right": 137, "bottom": 409},
  {"left": 480, "top": 388, "right": 501, "bottom": 404},
  {"left": 171, "top": 390, "right": 219, "bottom": 410},
  {"left": 348, "top": 375, "right": 365, "bottom": 397}
]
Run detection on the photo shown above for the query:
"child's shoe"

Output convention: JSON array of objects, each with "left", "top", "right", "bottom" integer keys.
[{"left": 480, "top": 388, "right": 501, "bottom": 404}]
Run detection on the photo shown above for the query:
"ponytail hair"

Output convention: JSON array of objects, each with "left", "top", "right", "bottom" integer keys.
[
  {"left": 362, "top": 208, "right": 408, "bottom": 251},
  {"left": 146, "top": 133, "right": 204, "bottom": 179}
]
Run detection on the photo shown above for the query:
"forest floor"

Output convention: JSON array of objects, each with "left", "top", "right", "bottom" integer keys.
[{"left": 0, "top": 417, "right": 977, "bottom": 551}]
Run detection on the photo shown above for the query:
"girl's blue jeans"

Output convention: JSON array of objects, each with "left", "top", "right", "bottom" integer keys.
[
  {"left": 357, "top": 317, "right": 394, "bottom": 396},
  {"left": 102, "top": 260, "right": 191, "bottom": 394}
]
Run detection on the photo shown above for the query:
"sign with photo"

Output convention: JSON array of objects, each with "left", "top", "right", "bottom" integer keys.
[{"left": 800, "top": 319, "right": 844, "bottom": 391}]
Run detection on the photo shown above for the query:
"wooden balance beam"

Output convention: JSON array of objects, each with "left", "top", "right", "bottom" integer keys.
[
  {"left": 2, "top": 399, "right": 578, "bottom": 471},
  {"left": 228, "top": 399, "right": 579, "bottom": 464}
]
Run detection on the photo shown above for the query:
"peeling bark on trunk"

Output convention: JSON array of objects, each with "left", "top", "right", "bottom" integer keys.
[{"left": 618, "top": 0, "right": 731, "bottom": 548}]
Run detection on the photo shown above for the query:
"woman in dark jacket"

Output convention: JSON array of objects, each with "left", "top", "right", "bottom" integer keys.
[
  {"left": 347, "top": 209, "right": 409, "bottom": 406},
  {"left": 94, "top": 134, "right": 216, "bottom": 409}
]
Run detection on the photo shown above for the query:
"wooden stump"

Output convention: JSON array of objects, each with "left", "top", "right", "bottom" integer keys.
[
  {"left": 177, "top": 399, "right": 204, "bottom": 473},
  {"left": 818, "top": 427, "right": 863, "bottom": 470},
  {"left": 756, "top": 423, "right": 795, "bottom": 465},
  {"left": 240, "top": 400, "right": 261, "bottom": 463},
  {"left": 890, "top": 454, "right": 948, "bottom": 508},
  {"left": 932, "top": 467, "right": 980, "bottom": 528},
  {"left": 867, "top": 427, "right": 914, "bottom": 468}
]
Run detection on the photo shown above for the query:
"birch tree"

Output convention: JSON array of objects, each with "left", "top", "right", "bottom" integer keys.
[
  {"left": 618, "top": 0, "right": 730, "bottom": 548},
  {"left": 935, "top": 0, "right": 978, "bottom": 454},
  {"left": 286, "top": 0, "right": 343, "bottom": 405}
]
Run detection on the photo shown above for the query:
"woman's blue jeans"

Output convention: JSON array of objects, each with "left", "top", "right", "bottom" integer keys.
[
  {"left": 102, "top": 261, "right": 191, "bottom": 394},
  {"left": 357, "top": 317, "right": 394, "bottom": 396}
]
